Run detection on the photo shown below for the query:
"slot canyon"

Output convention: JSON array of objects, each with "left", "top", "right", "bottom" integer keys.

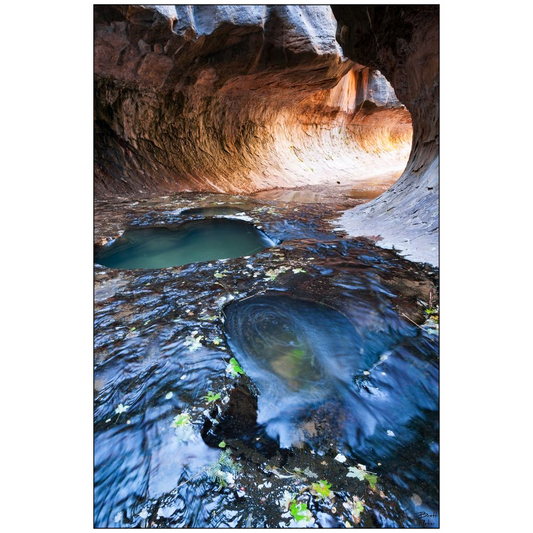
[{"left": 94, "top": 4, "right": 439, "bottom": 528}]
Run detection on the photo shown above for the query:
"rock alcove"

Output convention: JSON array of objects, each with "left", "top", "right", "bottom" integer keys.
[
  {"left": 95, "top": 5, "right": 438, "bottom": 264},
  {"left": 95, "top": 7, "right": 414, "bottom": 222}
]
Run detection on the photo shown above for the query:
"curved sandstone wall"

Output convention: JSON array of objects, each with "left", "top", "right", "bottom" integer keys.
[
  {"left": 94, "top": 5, "right": 411, "bottom": 196},
  {"left": 332, "top": 5, "right": 439, "bottom": 266}
]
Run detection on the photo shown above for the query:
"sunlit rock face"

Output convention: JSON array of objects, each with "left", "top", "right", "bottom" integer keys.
[
  {"left": 94, "top": 5, "right": 412, "bottom": 197},
  {"left": 332, "top": 5, "right": 439, "bottom": 266}
]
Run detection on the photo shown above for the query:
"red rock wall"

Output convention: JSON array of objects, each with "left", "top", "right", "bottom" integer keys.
[
  {"left": 94, "top": 5, "right": 412, "bottom": 197},
  {"left": 332, "top": 5, "right": 439, "bottom": 265}
]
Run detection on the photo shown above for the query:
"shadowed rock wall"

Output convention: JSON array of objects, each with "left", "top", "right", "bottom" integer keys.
[
  {"left": 332, "top": 5, "right": 439, "bottom": 265},
  {"left": 94, "top": 5, "right": 411, "bottom": 196}
]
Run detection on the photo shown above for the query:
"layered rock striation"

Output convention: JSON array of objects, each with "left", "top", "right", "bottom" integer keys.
[
  {"left": 332, "top": 5, "right": 439, "bottom": 265},
  {"left": 94, "top": 5, "right": 411, "bottom": 196}
]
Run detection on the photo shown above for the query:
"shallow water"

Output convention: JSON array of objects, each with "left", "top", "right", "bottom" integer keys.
[
  {"left": 94, "top": 189, "right": 439, "bottom": 528},
  {"left": 252, "top": 190, "right": 325, "bottom": 203},
  {"left": 95, "top": 218, "right": 275, "bottom": 269},
  {"left": 180, "top": 205, "right": 254, "bottom": 216},
  {"left": 252, "top": 171, "right": 402, "bottom": 204}
]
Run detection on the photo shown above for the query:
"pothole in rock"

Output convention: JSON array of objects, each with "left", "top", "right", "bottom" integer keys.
[
  {"left": 95, "top": 218, "right": 275, "bottom": 269},
  {"left": 180, "top": 204, "right": 255, "bottom": 216},
  {"left": 223, "top": 293, "right": 439, "bottom": 460},
  {"left": 223, "top": 294, "right": 368, "bottom": 447}
]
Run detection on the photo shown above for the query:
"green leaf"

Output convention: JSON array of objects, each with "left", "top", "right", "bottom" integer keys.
[
  {"left": 292, "top": 268, "right": 306, "bottom": 274},
  {"left": 226, "top": 357, "right": 245, "bottom": 377},
  {"left": 364, "top": 473, "right": 378, "bottom": 490},
  {"left": 218, "top": 441, "right": 226, "bottom": 448},
  {"left": 312, "top": 480, "right": 332, "bottom": 499},
  {"left": 343, "top": 497, "right": 365, "bottom": 521},
  {"left": 212, "top": 337, "right": 223, "bottom": 345},
  {"left": 172, "top": 412, "right": 191, "bottom": 428},
  {"left": 265, "top": 270, "right": 278, "bottom": 281},
  {"left": 290, "top": 502, "right": 311, "bottom": 522},
  {"left": 205, "top": 391, "right": 221, "bottom": 404}
]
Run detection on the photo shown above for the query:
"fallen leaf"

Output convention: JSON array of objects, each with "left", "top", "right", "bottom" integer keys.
[
  {"left": 411, "top": 493, "right": 423, "bottom": 506},
  {"left": 303, "top": 467, "right": 318, "bottom": 479},
  {"left": 346, "top": 466, "right": 366, "bottom": 481},
  {"left": 278, "top": 490, "right": 296, "bottom": 512},
  {"left": 364, "top": 473, "right": 378, "bottom": 490},
  {"left": 226, "top": 357, "right": 245, "bottom": 377},
  {"left": 115, "top": 403, "right": 129, "bottom": 415},
  {"left": 172, "top": 412, "right": 191, "bottom": 428},
  {"left": 290, "top": 501, "right": 312, "bottom": 523}
]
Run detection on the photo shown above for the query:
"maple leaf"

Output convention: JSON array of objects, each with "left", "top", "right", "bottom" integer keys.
[
  {"left": 303, "top": 467, "right": 318, "bottom": 479},
  {"left": 278, "top": 490, "right": 296, "bottom": 512},
  {"left": 346, "top": 466, "right": 366, "bottom": 481},
  {"left": 115, "top": 403, "right": 129, "bottom": 415},
  {"left": 312, "top": 480, "right": 332, "bottom": 499},
  {"left": 290, "top": 502, "right": 312, "bottom": 522},
  {"left": 364, "top": 473, "right": 378, "bottom": 490},
  {"left": 205, "top": 391, "right": 221, "bottom": 404},
  {"left": 226, "top": 357, "right": 245, "bottom": 377},
  {"left": 172, "top": 412, "right": 191, "bottom": 428}
]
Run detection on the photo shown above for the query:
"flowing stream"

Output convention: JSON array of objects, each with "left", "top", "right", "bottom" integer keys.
[{"left": 94, "top": 184, "right": 439, "bottom": 528}]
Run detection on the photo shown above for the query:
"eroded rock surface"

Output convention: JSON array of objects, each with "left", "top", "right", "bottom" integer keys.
[
  {"left": 94, "top": 5, "right": 411, "bottom": 197},
  {"left": 332, "top": 5, "right": 439, "bottom": 266}
]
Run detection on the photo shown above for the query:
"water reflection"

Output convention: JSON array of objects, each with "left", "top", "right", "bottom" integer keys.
[
  {"left": 180, "top": 205, "right": 254, "bottom": 216},
  {"left": 252, "top": 171, "right": 402, "bottom": 204},
  {"left": 253, "top": 190, "right": 324, "bottom": 203}
]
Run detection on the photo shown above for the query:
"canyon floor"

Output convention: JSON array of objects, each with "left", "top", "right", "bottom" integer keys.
[{"left": 94, "top": 179, "right": 439, "bottom": 528}]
